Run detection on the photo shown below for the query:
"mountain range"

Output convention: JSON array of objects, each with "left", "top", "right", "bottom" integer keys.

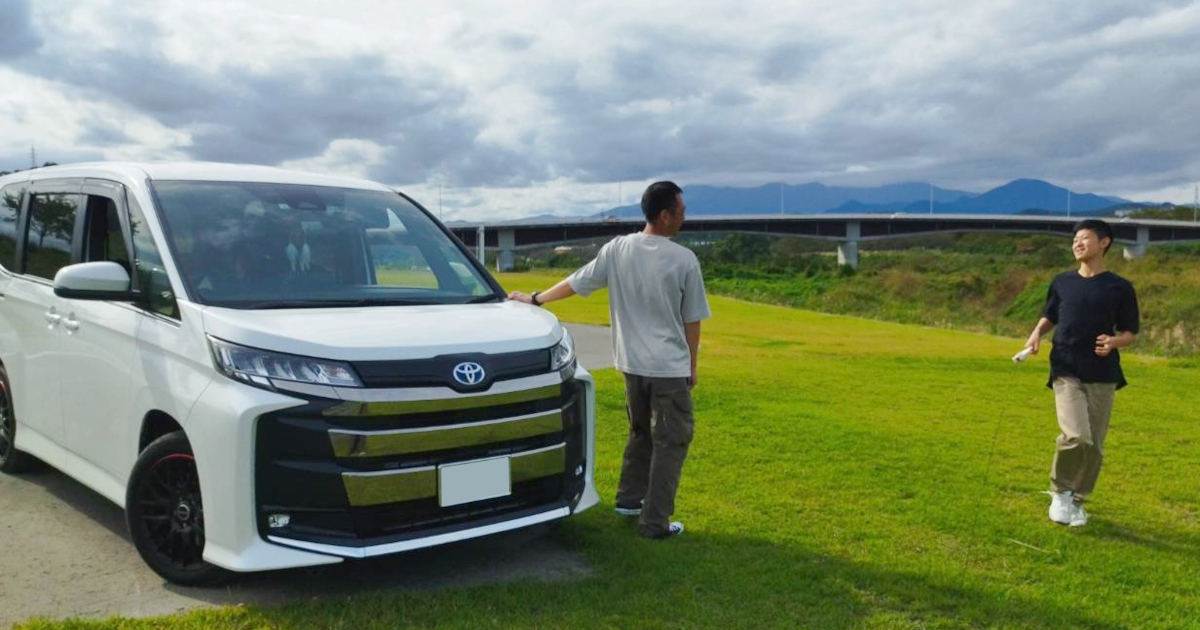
[{"left": 590, "top": 179, "right": 1136, "bottom": 219}]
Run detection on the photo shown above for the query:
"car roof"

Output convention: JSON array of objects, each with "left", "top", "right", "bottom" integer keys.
[{"left": 3, "top": 162, "right": 395, "bottom": 192}]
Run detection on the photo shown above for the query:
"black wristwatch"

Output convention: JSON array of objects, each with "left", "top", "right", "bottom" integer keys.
[{"left": 531, "top": 291, "right": 543, "bottom": 307}]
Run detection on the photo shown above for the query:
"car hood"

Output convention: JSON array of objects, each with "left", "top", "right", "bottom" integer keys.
[{"left": 200, "top": 301, "right": 563, "bottom": 361}]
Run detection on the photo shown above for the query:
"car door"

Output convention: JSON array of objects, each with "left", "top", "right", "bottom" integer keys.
[
  {"left": 58, "top": 180, "right": 142, "bottom": 479},
  {"left": 3, "top": 180, "right": 84, "bottom": 458}
]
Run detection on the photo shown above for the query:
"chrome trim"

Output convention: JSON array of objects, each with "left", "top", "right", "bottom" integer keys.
[
  {"left": 328, "top": 409, "right": 564, "bottom": 457},
  {"left": 342, "top": 465, "right": 437, "bottom": 505},
  {"left": 342, "top": 465, "right": 437, "bottom": 477},
  {"left": 330, "top": 371, "right": 562, "bottom": 403},
  {"left": 510, "top": 443, "right": 566, "bottom": 484},
  {"left": 324, "top": 379, "right": 563, "bottom": 417},
  {"left": 508, "top": 442, "right": 565, "bottom": 457},
  {"left": 271, "top": 380, "right": 341, "bottom": 399},
  {"left": 267, "top": 506, "right": 571, "bottom": 559},
  {"left": 339, "top": 443, "right": 566, "bottom": 506}
]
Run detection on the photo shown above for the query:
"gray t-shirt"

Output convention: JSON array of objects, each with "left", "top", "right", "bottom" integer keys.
[{"left": 567, "top": 233, "right": 711, "bottom": 378}]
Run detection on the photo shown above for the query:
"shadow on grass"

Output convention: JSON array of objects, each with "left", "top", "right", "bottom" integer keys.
[
  {"left": 213, "top": 521, "right": 1134, "bottom": 630},
  {"left": 1086, "top": 520, "right": 1200, "bottom": 560},
  {"left": 7, "top": 461, "right": 1135, "bottom": 629}
]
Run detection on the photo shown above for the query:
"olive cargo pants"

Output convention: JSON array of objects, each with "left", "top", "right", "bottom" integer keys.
[{"left": 615, "top": 374, "right": 695, "bottom": 537}]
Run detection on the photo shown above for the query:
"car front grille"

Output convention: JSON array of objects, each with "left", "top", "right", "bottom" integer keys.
[{"left": 255, "top": 376, "right": 587, "bottom": 548}]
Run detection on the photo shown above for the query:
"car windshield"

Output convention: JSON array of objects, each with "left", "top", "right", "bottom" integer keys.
[{"left": 150, "top": 181, "right": 497, "bottom": 308}]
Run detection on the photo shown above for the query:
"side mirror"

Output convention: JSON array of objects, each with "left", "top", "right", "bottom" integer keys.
[{"left": 54, "top": 262, "right": 138, "bottom": 301}]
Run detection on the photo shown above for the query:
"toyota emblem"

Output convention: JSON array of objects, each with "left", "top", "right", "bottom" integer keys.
[{"left": 452, "top": 361, "right": 486, "bottom": 386}]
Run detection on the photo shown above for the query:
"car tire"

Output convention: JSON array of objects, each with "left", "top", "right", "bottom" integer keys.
[
  {"left": 0, "top": 365, "right": 34, "bottom": 474},
  {"left": 125, "top": 431, "right": 232, "bottom": 586}
]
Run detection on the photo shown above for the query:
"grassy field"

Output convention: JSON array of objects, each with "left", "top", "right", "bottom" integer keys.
[
  {"left": 696, "top": 237, "right": 1200, "bottom": 356},
  {"left": 17, "top": 271, "right": 1199, "bottom": 629}
]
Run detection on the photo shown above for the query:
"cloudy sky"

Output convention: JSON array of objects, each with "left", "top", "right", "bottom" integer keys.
[{"left": 2, "top": 0, "right": 1198, "bottom": 220}]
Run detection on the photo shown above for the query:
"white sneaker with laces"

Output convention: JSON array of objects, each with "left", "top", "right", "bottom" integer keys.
[
  {"left": 1048, "top": 491, "right": 1073, "bottom": 525},
  {"left": 1069, "top": 503, "right": 1088, "bottom": 527},
  {"left": 644, "top": 521, "right": 685, "bottom": 539}
]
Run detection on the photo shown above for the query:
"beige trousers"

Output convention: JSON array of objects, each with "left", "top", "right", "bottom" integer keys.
[
  {"left": 615, "top": 374, "right": 695, "bottom": 537},
  {"left": 1050, "top": 376, "right": 1116, "bottom": 501}
]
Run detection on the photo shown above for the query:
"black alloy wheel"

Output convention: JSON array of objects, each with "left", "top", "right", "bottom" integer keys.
[
  {"left": 126, "top": 431, "right": 230, "bottom": 585},
  {"left": 0, "top": 365, "right": 32, "bottom": 474}
]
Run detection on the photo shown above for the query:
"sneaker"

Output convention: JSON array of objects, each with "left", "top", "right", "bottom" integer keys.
[
  {"left": 1048, "top": 491, "right": 1073, "bottom": 525},
  {"left": 643, "top": 521, "right": 685, "bottom": 540},
  {"left": 1068, "top": 503, "right": 1088, "bottom": 527},
  {"left": 614, "top": 501, "right": 642, "bottom": 517}
]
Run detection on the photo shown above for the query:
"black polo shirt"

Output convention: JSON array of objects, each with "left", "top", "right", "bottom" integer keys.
[{"left": 1041, "top": 270, "right": 1139, "bottom": 389}]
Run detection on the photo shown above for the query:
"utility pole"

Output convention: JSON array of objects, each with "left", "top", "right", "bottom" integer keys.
[{"left": 29, "top": 146, "right": 36, "bottom": 169}]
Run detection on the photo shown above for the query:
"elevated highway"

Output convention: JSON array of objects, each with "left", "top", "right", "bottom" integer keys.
[{"left": 447, "top": 214, "right": 1200, "bottom": 270}]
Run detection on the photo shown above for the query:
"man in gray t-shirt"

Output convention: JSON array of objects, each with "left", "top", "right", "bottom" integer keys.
[{"left": 509, "top": 181, "right": 711, "bottom": 539}]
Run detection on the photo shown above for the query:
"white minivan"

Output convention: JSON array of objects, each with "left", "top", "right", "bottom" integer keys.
[{"left": 0, "top": 163, "right": 598, "bottom": 584}]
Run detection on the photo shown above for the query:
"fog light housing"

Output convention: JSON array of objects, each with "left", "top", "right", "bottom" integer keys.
[{"left": 267, "top": 513, "right": 291, "bottom": 528}]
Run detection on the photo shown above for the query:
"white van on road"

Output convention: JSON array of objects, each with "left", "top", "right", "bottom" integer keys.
[{"left": 0, "top": 163, "right": 598, "bottom": 585}]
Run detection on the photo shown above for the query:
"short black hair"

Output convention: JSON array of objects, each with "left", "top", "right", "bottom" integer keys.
[
  {"left": 1074, "top": 219, "right": 1114, "bottom": 254},
  {"left": 641, "top": 181, "right": 683, "bottom": 223}
]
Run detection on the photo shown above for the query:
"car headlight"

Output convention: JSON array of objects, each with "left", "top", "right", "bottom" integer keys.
[
  {"left": 208, "top": 336, "right": 363, "bottom": 390},
  {"left": 551, "top": 329, "right": 576, "bottom": 374}
]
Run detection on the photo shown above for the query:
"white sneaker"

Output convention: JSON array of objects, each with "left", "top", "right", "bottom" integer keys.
[
  {"left": 1048, "top": 491, "right": 1073, "bottom": 525},
  {"left": 1069, "top": 503, "right": 1088, "bottom": 527},
  {"left": 643, "top": 521, "right": 685, "bottom": 539}
]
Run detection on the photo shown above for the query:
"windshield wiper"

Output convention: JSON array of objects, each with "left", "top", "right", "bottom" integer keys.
[
  {"left": 241, "top": 298, "right": 436, "bottom": 310},
  {"left": 242, "top": 300, "right": 354, "bottom": 310},
  {"left": 346, "top": 298, "right": 438, "bottom": 307},
  {"left": 465, "top": 295, "right": 502, "bottom": 304}
]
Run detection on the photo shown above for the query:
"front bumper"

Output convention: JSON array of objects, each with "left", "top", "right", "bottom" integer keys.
[{"left": 188, "top": 367, "right": 598, "bottom": 573}]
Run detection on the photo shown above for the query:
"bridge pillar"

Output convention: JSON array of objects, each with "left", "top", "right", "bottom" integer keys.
[
  {"left": 838, "top": 220, "right": 861, "bottom": 269},
  {"left": 1123, "top": 226, "right": 1150, "bottom": 260},
  {"left": 476, "top": 225, "right": 485, "bottom": 264},
  {"left": 497, "top": 228, "right": 516, "bottom": 272}
]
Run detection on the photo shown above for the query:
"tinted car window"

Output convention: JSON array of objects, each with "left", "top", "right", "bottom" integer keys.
[
  {"left": 23, "top": 193, "right": 80, "bottom": 281},
  {"left": 151, "top": 181, "right": 496, "bottom": 308},
  {"left": 0, "top": 182, "right": 25, "bottom": 270},
  {"left": 128, "top": 196, "right": 179, "bottom": 319}
]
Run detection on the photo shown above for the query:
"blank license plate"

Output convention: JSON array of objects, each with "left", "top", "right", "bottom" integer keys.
[{"left": 438, "top": 456, "right": 512, "bottom": 507}]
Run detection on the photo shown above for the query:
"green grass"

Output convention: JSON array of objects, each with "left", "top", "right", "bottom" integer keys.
[
  {"left": 17, "top": 272, "right": 1200, "bottom": 629},
  {"left": 688, "top": 233, "right": 1200, "bottom": 356}
]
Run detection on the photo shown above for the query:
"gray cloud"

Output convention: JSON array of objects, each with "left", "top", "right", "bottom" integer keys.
[
  {"left": 0, "top": 0, "right": 41, "bottom": 59},
  {"left": 3, "top": 0, "right": 1199, "bottom": 211},
  {"left": 757, "top": 41, "right": 821, "bottom": 82},
  {"left": 8, "top": 8, "right": 549, "bottom": 187}
]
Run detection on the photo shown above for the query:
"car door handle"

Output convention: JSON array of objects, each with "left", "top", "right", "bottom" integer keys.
[
  {"left": 44, "top": 310, "right": 62, "bottom": 326},
  {"left": 63, "top": 315, "right": 80, "bottom": 333}
]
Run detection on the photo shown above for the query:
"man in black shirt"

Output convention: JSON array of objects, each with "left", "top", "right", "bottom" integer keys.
[{"left": 1024, "top": 219, "right": 1139, "bottom": 528}]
